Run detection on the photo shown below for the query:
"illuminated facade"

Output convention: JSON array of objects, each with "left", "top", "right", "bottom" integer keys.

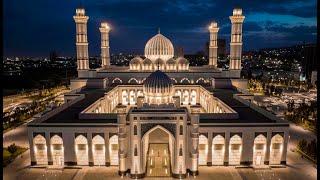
[{"left": 27, "top": 7, "right": 289, "bottom": 179}]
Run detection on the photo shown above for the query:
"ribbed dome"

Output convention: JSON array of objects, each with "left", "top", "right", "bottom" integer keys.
[
  {"left": 166, "top": 58, "right": 176, "bottom": 64},
  {"left": 143, "top": 70, "right": 173, "bottom": 104},
  {"left": 144, "top": 32, "right": 174, "bottom": 62},
  {"left": 144, "top": 70, "right": 172, "bottom": 90},
  {"left": 143, "top": 58, "right": 152, "bottom": 64},
  {"left": 130, "top": 56, "right": 143, "bottom": 64},
  {"left": 176, "top": 57, "right": 189, "bottom": 65}
]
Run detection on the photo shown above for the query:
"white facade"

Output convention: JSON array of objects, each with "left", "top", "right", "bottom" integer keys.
[{"left": 27, "top": 6, "right": 289, "bottom": 179}]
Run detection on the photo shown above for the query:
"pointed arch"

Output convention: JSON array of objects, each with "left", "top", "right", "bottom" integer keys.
[
  {"left": 33, "top": 134, "right": 48, "bottom": 165},
  {"left": 253, "top": 134, "right": 267, "bottom": 166},
  {"left": 51, "top": 135, "right": 64, "bottom": 166},
  {"left": 75, "top": 135, "right": 89, "bottom": 165},
  {"left": 269, "top": 134, "right": 284, "bottom": 165},
  {"left": 92, "top": 135, "right": 105, "bottom": 166},
  {"left": 212, "top": 135, "right": 225, "bottom": 165},
  {"left": 109, "top": 135, "right": 119, "bottom": 165},
  {"left": 229, "top": 135, "right": 242, "bottom": 165}
]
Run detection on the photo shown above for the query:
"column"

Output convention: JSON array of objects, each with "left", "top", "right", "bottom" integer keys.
[
  {"left": 190, "top": 115, "right": 199, "bottom": 176},
  {"left": 264, "top": 132, "right": 272, "bottom": 165},
  {"left": 118, "top": 114, "right": 127, "bottom": 176},
  {"left": 281, "top": 131, "right": 289, "bottom": 165},
  {"left": 208, "top": 21, "right": 219, "bottom": 67},
  {"left": 45, "top": 133, "right": 53, "bottom": 165},
  {"left": 73, "top": 8, "right": 90, "bottom": 74},
  {"left": 242, "top": 132, "right": 254, "bottom": 165},
  {"left": 104, "top": 133, "right": 110, "bottom": 166},
  {"left": 99, "top": 22, "right": 111, "bottom": 68},
  {"left": 224, "top": 133, "right": 230, "bottom": 166},
  {"left": 207, "top": 132, "right": 213, "bottom": 166},
  {"left": 28, "top": 131, "right": 36, "bottom": 165},
  {"left": 229, "top": 8, "right": 245, "bottom": 77},
  {"left": 63, "top": 132, "right": 76, "bottom": 165},
  {"left": 88, "top": 134, "right": 94, "bottom": 166}
]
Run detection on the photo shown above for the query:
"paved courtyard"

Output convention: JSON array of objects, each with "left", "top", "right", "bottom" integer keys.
[{"left": 8, "top": 164, "right": 316, "bottom": 180}]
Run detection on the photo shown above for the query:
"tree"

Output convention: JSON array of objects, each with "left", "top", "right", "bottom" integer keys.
[
  {"left": 297, "top": 139, "right": 307, "bottom": 151},
  {"left": 7, "top": 143, "right": 18, "bottom": 154}
]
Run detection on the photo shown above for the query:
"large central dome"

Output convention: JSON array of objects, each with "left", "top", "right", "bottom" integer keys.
[
  {"left": 144, "top": 32, "right": 174, "bottom": 62},
  {"left": 143, "top": 70, "right": 173, "bottom": 104}
]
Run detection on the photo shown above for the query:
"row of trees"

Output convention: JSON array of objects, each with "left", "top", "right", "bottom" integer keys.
[
  {"left": 297, "top": 139, "right": 317, "bottom": 161},
  {"left": 3, "top": 90, "right": 62, "bottom": 130},
  {"left": 285, "top": 102, "right": 317, "bottom": 135},
  {"left": 286, "top": 101, "right": 317, "bottom": 125},
  {"left": 3, "top": 100, "right": 47, "bottom": 130}
]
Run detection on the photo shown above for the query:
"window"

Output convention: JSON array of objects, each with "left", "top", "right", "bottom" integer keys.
[
  {"left": 179, "top": 125, "right": 183, "bottom": 135},
  {"left": 179, "top": 145, "right": 183, "bottom": 156},
  {"left": 134, "top": 145, "right": 138, "bottom": 156},
  {"left": 134, "top": 117, "right": 137, "bottom": 120},
  {"left": 134, "top": 125, "right": 137, "bottom": 135}
]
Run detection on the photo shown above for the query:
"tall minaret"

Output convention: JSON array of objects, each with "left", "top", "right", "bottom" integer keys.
[
  {"left": 99, "top": 22, "right": 111, "bottom": 68},
  {"left": 229, "top": 8, "right": 245, "bottom": 73},
  {"left": 73, "top": 8, "right": 89, "bottom": 71},
  {"left": 208, "top": 21, "right": 219, "bottom": 67}
]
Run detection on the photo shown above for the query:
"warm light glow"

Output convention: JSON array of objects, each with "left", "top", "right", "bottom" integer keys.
[
  {"left": 208, "top": 22, "right": 217, "bottom": 30},
  {"left": 233, "top": 8, "right": 242, "bottom": 15},
  {"left": 101, "top": 22, "right": 110, "bottom": 30}
]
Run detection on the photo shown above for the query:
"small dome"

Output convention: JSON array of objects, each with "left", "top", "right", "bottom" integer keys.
[
  {"left": 154, "top": 58, "right": 165, "bottom": 65},
  {"left": 143, "top": 70, "right": 173, "bottom": 104},
  {"left": 143, "top": 58, "right": 152, "bottom": 64},
  {"left": 144, "top": 33, "right": 174, "bottom": 62},
  {"left": 130, "top": 56, "right": 143, "bottom": 64},
  {"left": 166, "top": 58, "right": 176, "bottom": 64},
  {"left": 176, "top": 57, "right": 189, "bottom": 65}
]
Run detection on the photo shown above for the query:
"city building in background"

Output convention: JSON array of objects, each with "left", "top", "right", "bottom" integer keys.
[
  {"left": 301, "top": 44, "right": 317, "bottom": 83},
  {"left": 26, "top": 7, "right": 289, "bottom": 179}
]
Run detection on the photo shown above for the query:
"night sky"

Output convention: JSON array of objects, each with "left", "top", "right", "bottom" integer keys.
[{"left": 4, "top": 0, "right": 317, "bottom": 57}]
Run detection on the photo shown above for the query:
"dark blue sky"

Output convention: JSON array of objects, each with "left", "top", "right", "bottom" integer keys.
[{"left": 4, "top": 0, "right": 317, "bottom": 57}]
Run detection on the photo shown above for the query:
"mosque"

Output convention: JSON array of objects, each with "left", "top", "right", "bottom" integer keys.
[{"left": 27, "top": 7, "right": 289, "bottom": 178}]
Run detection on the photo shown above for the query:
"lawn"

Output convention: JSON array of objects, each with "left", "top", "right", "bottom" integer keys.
[{"left": 3, "top": 146, "right": 28, "bottom": 167}]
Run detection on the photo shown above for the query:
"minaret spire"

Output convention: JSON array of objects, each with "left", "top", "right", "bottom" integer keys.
[{"left": 158, "top": 28, "right": 160, "bottom": 34}]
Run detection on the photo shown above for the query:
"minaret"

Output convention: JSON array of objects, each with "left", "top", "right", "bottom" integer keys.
[
  {"left": 208, "top": 21, "right": 219, "bottom": 67},
  {"left": 73, "top": 8, "right": 89, "bottom": 72},
  {"left": 229, "top": 8, "right": 245, "bottom": 75},
  {"left": 99, "top": 22, "right": 111, "bottom": 68}
]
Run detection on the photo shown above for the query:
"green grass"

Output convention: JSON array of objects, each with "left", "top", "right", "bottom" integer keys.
[{"left": 3, "top": 146, "right": 28, "bottom": 167}]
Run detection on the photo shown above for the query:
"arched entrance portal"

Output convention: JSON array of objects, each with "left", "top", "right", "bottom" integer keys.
[
  {"left": 269, "top": 134, "right": 284, "bottom": 165},
  {"left": 92, "top": 135, "right": 105, "bottom": 166},
  {"left": 142, "top": 126, "right": 174, "bottom": 177},
  {"left": 33, "top": 134, "right": 48, "bottom": 165},
  {"left": 51, "top": 135, "right": 64, "bottom": 166},
  {"left": 253, "top": 134, "right": 267, "bottom": 166},
  {"left": 198, "top": 135, "right": 208, "bottom": 165},
  {"left": 75, "top": 135, "right": 89, "bottom": 166}
]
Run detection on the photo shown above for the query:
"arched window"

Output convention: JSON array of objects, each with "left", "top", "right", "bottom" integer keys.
[
  {"left": 179, "top": 145, "right": 183, "bottom": 156},
  {"left": 179, "top": 125, "right": 183, "bottom": 135},
  {"left": 134, "top": 125, "right": 137, "bottom": 135}
]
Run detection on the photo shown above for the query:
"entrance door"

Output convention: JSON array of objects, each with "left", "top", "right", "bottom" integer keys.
[{"left": 146, "top": 144, "right": 171, "bottom": 177}]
